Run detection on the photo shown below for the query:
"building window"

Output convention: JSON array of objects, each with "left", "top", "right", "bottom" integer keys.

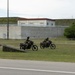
[
  {"left": 40, "top": 22, "right": 44, "bottom": 24},
  {"left": 51, "top": 23, "right": 53, "bottom": 26},
  {"left": 29, "top": 22, "right": 34, "bottom": 24},
  {"left": 47, "top": 22, "right": 49, "bottom": 25}
]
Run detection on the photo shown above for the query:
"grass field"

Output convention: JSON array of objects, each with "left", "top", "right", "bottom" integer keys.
[{"left": 0, "top": 38, "right": 75, "bottom": 62}]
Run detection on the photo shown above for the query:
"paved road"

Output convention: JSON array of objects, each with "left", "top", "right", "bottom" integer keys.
[{"left": 0, "top": 59, "right": 75, "bottom": 75}]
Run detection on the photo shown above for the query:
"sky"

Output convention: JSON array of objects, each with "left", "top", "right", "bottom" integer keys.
[{"left": 0, "top": 0, "right": 75, "bottom": 19}]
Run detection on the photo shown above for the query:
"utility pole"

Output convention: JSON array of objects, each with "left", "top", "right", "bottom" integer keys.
[{"left": 7, "top": 0, "right": 9, "bottom": 39}]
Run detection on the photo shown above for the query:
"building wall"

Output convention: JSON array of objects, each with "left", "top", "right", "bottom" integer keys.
[
  {"left": 9, "top": 26, "right": 21, "bottom": 39},
  {"left": 0, "top": 26, "right": 21, "bottom": 39},
  {"left": 0, "top": 26, "right": 7, "bottom": 39},
  {"left": 18, "top": 20, "right": 55, "bottom": 27},
  {"left": 0, "top": 25, "right": 67, "bottom": 39},
  {"left": 21, "top": 26, "right": 66, "bottom": 39},
  {"left": 46, "top": 20, "right": 55, "bottom": 27}
]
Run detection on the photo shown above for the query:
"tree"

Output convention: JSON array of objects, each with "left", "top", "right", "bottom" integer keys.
[{"left": 64, "top": 23, "right": 75, "bottom": 39}]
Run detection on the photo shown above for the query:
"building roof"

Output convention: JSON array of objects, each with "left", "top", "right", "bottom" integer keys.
[{"left": 18, "top": 17, "right": 55, "bottom": 21}]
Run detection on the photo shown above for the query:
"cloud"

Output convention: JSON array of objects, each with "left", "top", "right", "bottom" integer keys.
[{"left": 0, "top": 0, "right": 75, "bottom": 18}]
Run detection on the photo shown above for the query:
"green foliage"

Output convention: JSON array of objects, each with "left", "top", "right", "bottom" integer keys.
[
  {"left": 0, "top": 17, "right": 17, "bottom": 24},
  {"left": 64, "top": 23, "right": 75, "bottom": 39},
  {"left": 55, "top": 19, "right": 75, "bottom": 26}
]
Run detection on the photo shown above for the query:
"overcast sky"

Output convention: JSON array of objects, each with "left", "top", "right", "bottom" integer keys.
[{"left": 0, "top": 0, "right": 75, "bottom": 19}]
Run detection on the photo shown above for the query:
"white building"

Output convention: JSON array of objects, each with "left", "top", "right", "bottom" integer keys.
[{"left": 17, "top": 18, "right": 55, "bottom": 27}]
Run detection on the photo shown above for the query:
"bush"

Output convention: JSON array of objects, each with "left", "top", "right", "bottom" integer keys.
[{"left": 64, "top": 23, "right": 75, "bottom": 39}]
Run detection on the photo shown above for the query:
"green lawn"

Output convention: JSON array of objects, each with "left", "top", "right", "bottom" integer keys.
[{"left": 0, "top": 38, "right": 75, "bottom": 62}]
